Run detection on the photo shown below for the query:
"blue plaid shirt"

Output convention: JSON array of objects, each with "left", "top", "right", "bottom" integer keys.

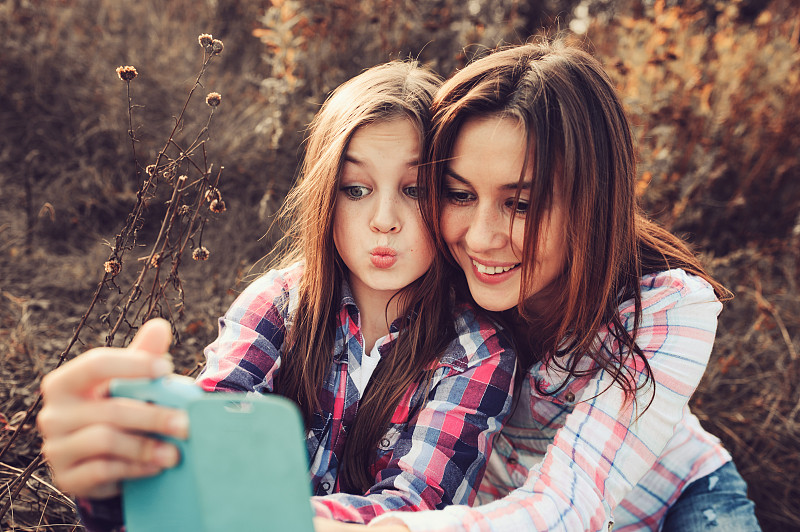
[{"left": 78, "top": 262, "right": 515, "bottom": 529}]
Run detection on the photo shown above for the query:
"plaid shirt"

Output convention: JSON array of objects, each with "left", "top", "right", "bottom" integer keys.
[
  {"left": 198, "top": 262, "right": 516, "bottom": 523},
  {"left": 78, "top": 263, "right": 515, "bottom": 530},
  {"left": 372, "top": 269, "right": 731, "bottom": 532}
]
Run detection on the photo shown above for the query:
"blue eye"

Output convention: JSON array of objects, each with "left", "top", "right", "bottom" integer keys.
[
  {"left": 341, "top": 185, "right": 370, "bottom": 199},
  {"left": 403, "top": 186, "right": 420, "bottom": 199}
]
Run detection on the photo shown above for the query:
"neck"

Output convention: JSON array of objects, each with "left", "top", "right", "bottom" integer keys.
[{"left": 350, "top": 282, "right": 403, "bottom": 351}]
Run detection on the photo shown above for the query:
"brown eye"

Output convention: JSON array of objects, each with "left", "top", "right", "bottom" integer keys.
[
  {"left": 506, "top": 198, "right": 529, "bottom": 215},
  {"left": 445, "top": 189, "right": 474, "bottom": 205}
]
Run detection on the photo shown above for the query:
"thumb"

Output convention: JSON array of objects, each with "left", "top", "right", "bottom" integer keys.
[{"left": 128, "top": 318, "right": 173, "bottom": 357}]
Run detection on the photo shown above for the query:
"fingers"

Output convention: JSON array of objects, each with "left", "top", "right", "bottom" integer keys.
[
  {"left": 37, "top": 397, "right": 189, "bottom": 441},
  {"left": 40, "top": 318, "right": 174, "bottom": 403},
  {"left": 43, "top": 423, "right": 179, "bottom": 472},
  {"left": 41, "top": 415, "right": 183, "bottom": 499},
  {"left": 37, "top": 318, "right": 185, "bottom": 498},
  {"left": 48, "top": 454, "right": 166, "bottom": 499},
  {"left": 128, "top": 317, "right": 173, "bottom": 355},
  {"left": 40, "top": 349, "right": 174, "bottom": 403}
]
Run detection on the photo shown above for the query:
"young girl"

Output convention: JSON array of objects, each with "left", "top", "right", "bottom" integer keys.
[
  {"left": 333, "top": 40, "right": 761, "bottom": 531},
  {"left": 37, "top": 61, "right": 516, "bottom": 529}
]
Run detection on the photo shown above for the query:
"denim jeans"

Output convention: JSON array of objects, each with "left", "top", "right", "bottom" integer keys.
[{"left": 661, "top": 461, "right": 762, "bottom": 532}]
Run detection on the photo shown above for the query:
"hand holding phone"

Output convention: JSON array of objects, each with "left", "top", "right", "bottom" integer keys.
[{"left": 111, "top": 376, "right": 315, "bottom": 532}]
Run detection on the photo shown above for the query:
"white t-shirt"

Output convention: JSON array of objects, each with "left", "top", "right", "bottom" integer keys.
[{"left": 352, "top": 337, "right": 384, "bottom": 398}]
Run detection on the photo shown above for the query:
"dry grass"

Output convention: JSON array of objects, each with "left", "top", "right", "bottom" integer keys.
[{"left": 1, "top": 0, "right": 797, "bottom": 530}]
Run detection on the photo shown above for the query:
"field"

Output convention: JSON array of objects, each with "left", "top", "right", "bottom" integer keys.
[{"left": 1, "top": 0, "right": 799, "bottom": 530}]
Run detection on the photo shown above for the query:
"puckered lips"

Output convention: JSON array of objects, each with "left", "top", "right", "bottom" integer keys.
[{"left": 370, "top": 246, "right": 397, "bottom": 269}]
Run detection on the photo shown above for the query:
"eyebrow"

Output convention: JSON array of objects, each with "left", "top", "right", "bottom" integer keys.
[{"left": 445, "top": 168, "right": 531, "bottom": 190}]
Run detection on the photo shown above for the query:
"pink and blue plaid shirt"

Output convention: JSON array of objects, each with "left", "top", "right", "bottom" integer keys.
[
  {"left": 372, "top": 269, "right": 731, "bottom": 532},
  {"left": 78, "top": 263, "right": 515, "bottom": 531},
  {"left": 198, "top": 263, "right": 516, "bottom": 523}
]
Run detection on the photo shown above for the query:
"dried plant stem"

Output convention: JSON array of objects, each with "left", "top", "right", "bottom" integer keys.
[
  {"left": 0, "top": 274, "right": 110, "bottom": 465},
  {"left": 125, "top": 80, "right": 140, "bottom": 177},
  {"left": 2, "top": 35, "right": 227, "bottom": 528},
  {"left": 106, "top": 53, "right": 220, "bottom": 346},
  {"left": 0, "top": 463, "right": 73, "bottom": 507},
  {"left": 0, "top": 454, "right": 43, "bottom": 523},
  {"left": 106, "top": 175, "right": 187, "bottom": 345},
  {"left": 149, "top": 54, "right": 214, "bottom": 184}
]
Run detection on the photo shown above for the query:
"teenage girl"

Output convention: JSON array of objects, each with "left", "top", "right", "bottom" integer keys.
[
  {"left": 37, "top": 61, "right": 516, "bottom": 529},
  {"left": 320, "top": 40, "right": 761, "bottom": 532}
]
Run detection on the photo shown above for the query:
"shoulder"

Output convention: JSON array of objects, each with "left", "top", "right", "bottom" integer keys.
[
  {"left": 436, "top": 302, "right": 516, "bottom": 373},
  {"left": 225, "top": 262, "right": 304, "bottom": 326},
  {"left": 618, "top": 268, "right": 721, "bottom": 321}
]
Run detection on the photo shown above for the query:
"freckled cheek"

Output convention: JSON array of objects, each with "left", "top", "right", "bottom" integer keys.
[
  {"left": 440, "top": 207, "right": 467, "bottom": 246},
  {"left": 417, "top": 246, "right": 435, "bottom": 269},
  {"left": 412, "top": 231, "right": 435, "bottom": 259}
]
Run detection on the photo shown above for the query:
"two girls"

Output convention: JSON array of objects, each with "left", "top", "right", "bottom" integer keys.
[
  {"left": 357, "top": 39, "right": 761, "bottom": 532},
  {"left": 37, "top": 61, "right": 516, "bottom": 529}
]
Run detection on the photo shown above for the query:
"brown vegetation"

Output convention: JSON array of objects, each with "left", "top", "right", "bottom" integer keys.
[{"left": 1, "top": 0, "right": 798, "bottom": 530}]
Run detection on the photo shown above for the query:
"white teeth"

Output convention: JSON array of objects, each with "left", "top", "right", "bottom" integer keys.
[{"left": 473, "top": 260, "right": 518, "bottom": 275}]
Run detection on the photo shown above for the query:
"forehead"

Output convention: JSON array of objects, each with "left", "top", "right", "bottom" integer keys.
[
  {"left": 449, "top": 115, "right": 529, "bottom": 184},
  {"left": 347, "top": 118, "right": 420, "bottom": 157}
]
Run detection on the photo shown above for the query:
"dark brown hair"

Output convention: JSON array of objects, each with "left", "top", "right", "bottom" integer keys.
[
  {"left": 273, "top": 61, "right": 453, "bottom": 492},
  {"left": 422, "top": 39, "right": 729, "bottom": 406}
]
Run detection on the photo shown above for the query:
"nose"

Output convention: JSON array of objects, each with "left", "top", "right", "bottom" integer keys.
[
  {"left": 465, "top": 204, "right": 509, "bottom": 252},
  {"left": 370, "top": 193, "right": 401, "bottom": 233}
]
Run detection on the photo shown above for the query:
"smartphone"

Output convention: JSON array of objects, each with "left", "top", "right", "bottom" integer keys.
[{"left": 110, "top": 376, "right": 315, "bottom": 532}]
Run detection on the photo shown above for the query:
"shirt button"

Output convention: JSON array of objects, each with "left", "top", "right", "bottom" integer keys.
[
  {"left": 381, "top": 438, "right": 391, "bottom": 448},
  {"left": 507, "top": 457, "right": 517, "bottom": 465},
  {"left": 564, "top": 391, "right": 575, "bottom": 402},
  {"left": 321, "top": 481, "right": 331, "bottom": 492}
]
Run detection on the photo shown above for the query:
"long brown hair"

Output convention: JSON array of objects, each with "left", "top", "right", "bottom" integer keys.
[
  {"left": 272, "top": 61, "right": 454, "bottom": 492},
  {"left": 422, "top": 39, "right": 730, "bottom": 407}
]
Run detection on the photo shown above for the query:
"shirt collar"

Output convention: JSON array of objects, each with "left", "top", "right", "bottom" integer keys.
[{"left": 332, "top": 273, "right": 406, "bottom": 362}]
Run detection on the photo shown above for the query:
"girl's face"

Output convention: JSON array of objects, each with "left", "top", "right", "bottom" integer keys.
[
  {"left": 441, "top": 115, "right": 567, "bottom": 313},
  {"left": 333, "top": 118, "right": 434, "bottom": 310}
]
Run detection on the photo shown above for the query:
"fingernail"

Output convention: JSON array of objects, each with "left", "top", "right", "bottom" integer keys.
[
  {"left": 152, "top": 357, "right": 174, "bottom": 376},
  {"left": 154, "top": 443, "right": 180, "bottom": 467},
  {"left": 168, "top": 411, "right": 189, "bottom": 438}
]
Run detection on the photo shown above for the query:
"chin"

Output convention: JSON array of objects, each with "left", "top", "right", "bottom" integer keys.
[
  {"left": 477, "top": 301, "right": 516, "bottom": 312},
  {"left": 469, "top": 289, "right": 516, "bottom": 312}
]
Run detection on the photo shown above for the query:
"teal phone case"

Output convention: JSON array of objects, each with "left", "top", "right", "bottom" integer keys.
[{"left": 112, "top": 379, "right": 314, "bottom": 532}]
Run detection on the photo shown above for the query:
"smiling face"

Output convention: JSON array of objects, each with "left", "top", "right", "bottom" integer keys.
[
  {"left": 333, "top": 117, "right": 434, "bottom": 314},
  {"left": 441, "top": 115, "right": 567, "bottom": 313}
]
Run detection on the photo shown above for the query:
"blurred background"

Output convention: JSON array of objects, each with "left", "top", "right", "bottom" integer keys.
[{"left": 1, "top": 0, "right": 798, "bottom": 529}]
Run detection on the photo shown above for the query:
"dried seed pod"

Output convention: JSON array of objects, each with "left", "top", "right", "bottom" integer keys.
[
  {"left": 198, "top": 33, "right": 213, "bottom": 47},
  {"left": 116, "top": 65, "right": 138, "bottom": 81},
  {"left": 150, "top": 252, "right": 161, "bottom": 268},
  {"left": 209, "top": 199, "right": 226, "bottom": 213},
  {"left": 192, "top": 246, "right": 210, "bottom": 261},
  {"left": 104, "top": 259, "right": 121, "bottom": 276},
  {"left": 211, "top": 39, "right": 224, "bottom": 55},
  {"left": 204, "top": 187, "right": 221, "bottom": 203},
  {"left": 206, "top": 92, "right": 222, "bottom": 107}
]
